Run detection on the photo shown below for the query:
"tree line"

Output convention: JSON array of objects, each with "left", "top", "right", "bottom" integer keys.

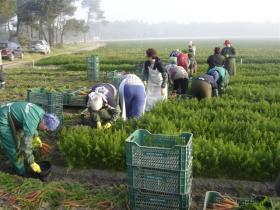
[{"left": 0, "top": 0, "right": 105, "bottom": 46}]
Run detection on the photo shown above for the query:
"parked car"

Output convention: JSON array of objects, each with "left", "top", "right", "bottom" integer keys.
[
  {"left": 0, "top": 42, "right": 24, "bottom": 61},
  {"left": 30, "top": 40, "right": 51, "bottom": 55}
]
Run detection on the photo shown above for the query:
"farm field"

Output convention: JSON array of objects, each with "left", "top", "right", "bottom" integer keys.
[{"left": 0, "top": 39, "right": 280, "bottom": 209}]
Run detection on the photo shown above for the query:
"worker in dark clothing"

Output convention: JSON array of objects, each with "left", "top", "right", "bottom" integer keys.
[
  {"left": 221, "top": 40, "right": 237, "bottom": 76},
  {"left": 207, "top": 47, "right": 225, "bottom": 69},
  {"left": 191, "top": 74, "right": 219, "bottom": 100}
]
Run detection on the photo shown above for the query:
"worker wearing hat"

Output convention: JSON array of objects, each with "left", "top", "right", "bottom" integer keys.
[
  {"left": 0, "top": 102, "right": 60, "bottom": 176},
  {"left": 221, "top": 40, "right": 237, "bottom": 76},
  {"left": 87, "top": 83, "right": 120, "bottom": 129}
]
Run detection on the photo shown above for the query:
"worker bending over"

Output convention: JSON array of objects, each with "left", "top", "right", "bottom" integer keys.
[
  {"left": 87, "top": 83, "right": 120, "bottom": 129},
  {"left": 119, "top": 74, "right": 146, "bottom": 120},
  {"left": 0, "top": 102, "right": 60, "bottom": 176}
]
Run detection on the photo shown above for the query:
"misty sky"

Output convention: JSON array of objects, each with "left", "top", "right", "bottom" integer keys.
[{"left": 76, "top": 0, "right": 280, "bottom": 23}]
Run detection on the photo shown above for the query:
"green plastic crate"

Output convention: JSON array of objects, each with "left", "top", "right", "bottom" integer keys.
[
  {"left": 203, "top": 191, "right": 273, "bottom": 210},
  {"left": 87, "top": 55, "right": 100, "bottom": 81},
  {"left": 126, "top": 129, "right": 193, "bottom": 171},
  {"left": 27, "top": 88, "right": 64, "bottom": 123},
  {"left": 68, "top": 95, "right": 88, "bottom": 107},
  {"left": 127, "top": 159, "right": 192, "bottom": 194},
  {"left": 68, "top": 87, "right": 89, "bottom": 107},
  {"left": 63, "top": 87, "right": 90, "bottom": 107},
  {"left": 129, "top": 188, "right": 191, "bottom": 210},
  {"left": 27, "top": 88, "right": 63, "bottom": 106}
]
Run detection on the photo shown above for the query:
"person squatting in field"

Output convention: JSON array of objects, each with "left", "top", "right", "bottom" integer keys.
[
  {"left": 221, "top": 40, "right": 237, "bottom": 76},
  {"left": 191, "top": 74, "right": 219, "bottom": 100},
  {"left": 144, "top": 48, "right": 168, "bottom": 111},
  {"left": 87, "top": 83, "right": 121, "bottom": 129},
  {"left": 166, "top": 56, "right": 189, "bottom": 97},
  {"left": 0, "top": 102, "right": 60, "bottom": 176},
  {"left": 192, "top": 46, "right": 230, "bottom": 100},
  {"left": 118, "top": 73, "right": 146, "bottom": 120}
]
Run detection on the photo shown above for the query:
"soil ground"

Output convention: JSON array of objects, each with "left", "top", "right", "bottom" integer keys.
[{"left": 0, "top": 156, "right": 277, "bottom": 210}]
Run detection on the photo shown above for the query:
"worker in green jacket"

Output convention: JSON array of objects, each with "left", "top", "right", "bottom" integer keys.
[
  {"left": 0, "top": 102, "right": 60, "bottom": 176},
  {"left": 221, "top": 40, "right": 237, "bottom": 76},
  {"left": 207, "top": 66, "right": 230, "bottom": 92}
]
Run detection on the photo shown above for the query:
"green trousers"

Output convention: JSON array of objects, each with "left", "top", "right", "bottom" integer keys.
[
  {"left": 225, "top": 58, "right": 236, "bottom": 76},
  {"left": 191, "top": 80, "right": 212, "bottom": 100},
  {"left": 0, "top": 107, "right": 25, "bottom": 175}
]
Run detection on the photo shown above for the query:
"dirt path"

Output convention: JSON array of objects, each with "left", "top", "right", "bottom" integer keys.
[{"left": 2, "top": 42, "right": 106, "bottom": 69}]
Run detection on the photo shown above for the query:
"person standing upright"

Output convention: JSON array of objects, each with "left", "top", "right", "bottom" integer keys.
[
  {"left": 143, "top": 48, "right": 168, "bottom": 111},
  {"left": 221, "top": 40, "right": 237, "bottom": 76},
  {"left": 188, "top": 41, "right": 196, "bottom": 57}
]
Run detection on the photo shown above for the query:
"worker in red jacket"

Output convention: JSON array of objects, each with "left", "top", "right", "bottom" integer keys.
[{"left": 177, "top": 51, "right": 189, "bottom": 71}]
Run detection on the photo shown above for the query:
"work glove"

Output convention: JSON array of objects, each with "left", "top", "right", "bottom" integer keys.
[
  {"left": 30, "top": 162, "right": 41, "bottom": 173},
  {"left": 225, "top": 54, "right": 229, "bottom": 58},
  {"left": 33, "top": 136, "right": 42, "bottom": 147},
  {"left": 103, "top": 122, "right": 112, "bottom": 129},
  {"left": 97, "top": 121, "right": 102, "bottom": 129}
]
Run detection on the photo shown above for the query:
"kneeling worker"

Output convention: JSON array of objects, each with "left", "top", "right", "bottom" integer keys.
[
  {"left": 88, "top": 83, "right": 120, "bottom": 129},
  {"left": 0, "top": 102, "right": 60, "bottom": 176}
]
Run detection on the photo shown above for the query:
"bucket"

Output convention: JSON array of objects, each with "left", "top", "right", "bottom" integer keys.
[{"left": 28, "top": 161, "right": 52, "bottom": 181}]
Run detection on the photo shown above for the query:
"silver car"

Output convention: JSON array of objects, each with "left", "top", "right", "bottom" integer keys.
[{"left": 30, "top": 40, "right": 51, "bottom": 55}]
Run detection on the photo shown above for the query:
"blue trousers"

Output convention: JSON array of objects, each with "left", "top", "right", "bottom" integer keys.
[{"left": 124, "top": 85, "right": 146, "bottom": 119}]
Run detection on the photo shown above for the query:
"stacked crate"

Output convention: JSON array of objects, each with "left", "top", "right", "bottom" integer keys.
[
  {"left": 126, "top": 129, "right": 193, "bottom": 210},
  {"left": 87, "top": 55, "right": 100, "bottom": 81},
  {"left": 27, "top": 88, "right": 64, "bottom": 124}
]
